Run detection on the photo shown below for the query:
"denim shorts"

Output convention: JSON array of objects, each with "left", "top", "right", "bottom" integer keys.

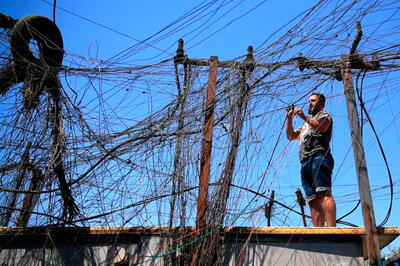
[{"left": 301, "top": 153, "right": 334, "bottom": 202}]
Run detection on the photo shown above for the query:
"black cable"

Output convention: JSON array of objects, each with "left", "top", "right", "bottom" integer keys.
[
  {"left": 355, "top": 70, "right": 394, "bottom": 227},
  {"left": 39, "top": 0, "right": 170, "bottom": 56},
  {"left": 53, "top": 0, "right": 56, "bottom": 23},
  {"left": 337, "top": 199, "right": 360, "bottom": 221}
]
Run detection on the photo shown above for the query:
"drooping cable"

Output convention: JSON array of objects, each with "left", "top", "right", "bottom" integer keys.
[{"left": 355, "top": 69, "right": 393, "bottom": 227}]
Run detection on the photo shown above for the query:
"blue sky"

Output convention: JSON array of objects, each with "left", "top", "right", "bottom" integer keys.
[
  {"left": 1, "top": 0, "right": 399, "bottom": 255},
  {"left": 1, "top": 0, "right": 315, "bottom": 60}
]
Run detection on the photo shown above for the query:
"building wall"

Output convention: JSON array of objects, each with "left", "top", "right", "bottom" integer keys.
[{"left": 0, "top": 233, "right": 364, "bottom": 265}]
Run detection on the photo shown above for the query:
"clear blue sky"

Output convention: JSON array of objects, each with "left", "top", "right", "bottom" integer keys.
[
  {"left": 1, "top": 0, "right": 315, "bottom": 60},
  {"left": 1, "top": 0, "right": 399, "bottom": 255}
]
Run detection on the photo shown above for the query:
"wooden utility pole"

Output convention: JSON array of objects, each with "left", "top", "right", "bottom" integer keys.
[
  {"left": 196, "top": 56, "right": 218, "bottom": 230},
  {"left": 342, "top": 57, "right": 380, "bottom": 265},
  {"left": 174, "top": 42, "right": 257, "bottom": 264},
  {"left": 341, "top": 22, "right": 380, "bottom": 265},
  {"left": 17, "top": 168, "right": 45, "bottom": 226},
  {"left": 190, "top": 56, "right": 218, "bottom": 266}
]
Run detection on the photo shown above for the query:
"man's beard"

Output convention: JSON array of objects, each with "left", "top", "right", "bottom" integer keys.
[{"left": 308, "top": 104, "right": 319, "bottom": 116}]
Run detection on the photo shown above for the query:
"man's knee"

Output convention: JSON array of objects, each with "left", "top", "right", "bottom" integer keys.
[{"left": 308, "top": 197, "right": 322, "bottom": 209}]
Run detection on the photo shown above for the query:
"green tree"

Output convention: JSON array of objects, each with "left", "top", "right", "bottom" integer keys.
[{"left": 383, "top": 245, "right": 400, "bottom": 260}]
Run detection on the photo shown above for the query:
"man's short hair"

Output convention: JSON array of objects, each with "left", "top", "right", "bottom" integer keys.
[{"left": 311, "top": 92, "right": 325, "bottom": 107}]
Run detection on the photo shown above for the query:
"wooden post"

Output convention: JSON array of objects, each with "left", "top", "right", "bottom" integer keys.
[
  {"left": 341, "top": 61, "right": 380, "bottom": 265},
  {"left": 295, "top": 188, "right": 307, "bottom": 227},
  {"left": 196, "top": 56, "right": 218, "bottom": 229},
  {"left": 2, "top": 142, "right": 31, "bottom": 226},
  {"left": 341, "top": 21, "right": 380, "bottom": 265},
  {"left": 17, "top": 168, "right": 44, "bottom": 227},
  {"left": 264, "top": 190, "right": 275, "bottom": 227}
]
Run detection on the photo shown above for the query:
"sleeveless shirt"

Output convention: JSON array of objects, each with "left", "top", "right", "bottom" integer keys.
[{"left": 298, "top": 111, "right": 333, "bottom": 163}]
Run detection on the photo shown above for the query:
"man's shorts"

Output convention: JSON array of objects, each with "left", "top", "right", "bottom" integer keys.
[{"left": 301, "top": 153, "right": 334, "bottom": 202}]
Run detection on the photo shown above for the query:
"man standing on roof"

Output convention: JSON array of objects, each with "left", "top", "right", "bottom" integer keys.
[{"left": 286, "top": 93, "right": 336, "bottom": 227}]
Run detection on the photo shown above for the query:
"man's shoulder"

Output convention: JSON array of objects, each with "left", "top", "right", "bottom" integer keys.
[{"left": 316, "top": 111, "right": 332, "bottom": 121}]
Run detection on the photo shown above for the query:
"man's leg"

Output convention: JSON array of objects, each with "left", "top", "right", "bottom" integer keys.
[
  {"left": 320, "top": 191, "right": 336, "bottom": 227},
  {"left": 311, "top": 154, "right": 336, "bottom": 227},
  {"left": 309, "top": 198, "right": 325, "bottom": 226}
]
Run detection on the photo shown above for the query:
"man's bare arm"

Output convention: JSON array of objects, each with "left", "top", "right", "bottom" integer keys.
[
  {"left": 286, "top": 109, "right": 300, "bottom": 140},
  {"left": 295, "top": 109, "right": 330, "bottom": 133},
  {"left": 306, "top": 117, "right": 330, "bottom": 132}
]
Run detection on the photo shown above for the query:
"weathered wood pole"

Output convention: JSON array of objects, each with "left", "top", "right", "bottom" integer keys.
[
  {"left": 341, "top": 21, "right": 380, "bottom": 265},
  {"left": 196, "top": 56, "right": 218, "bottom": 230}
]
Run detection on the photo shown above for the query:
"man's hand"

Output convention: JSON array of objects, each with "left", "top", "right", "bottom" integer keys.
[
  {"left": 293, "top": 108, "right": 330, "bottom": 132},
  {"left": 293, "top": 108, "right": 307, "bottom": 121},
  {"left": 286, "top": 104, "right": 294, "bottom": 119},
  {"left": 286, "top": 106, "right": 301, "bottom": 140}
]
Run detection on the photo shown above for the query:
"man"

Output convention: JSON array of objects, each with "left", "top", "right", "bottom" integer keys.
[{"left": 286, "top": 93, "right": 336, "bottom": 227}]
